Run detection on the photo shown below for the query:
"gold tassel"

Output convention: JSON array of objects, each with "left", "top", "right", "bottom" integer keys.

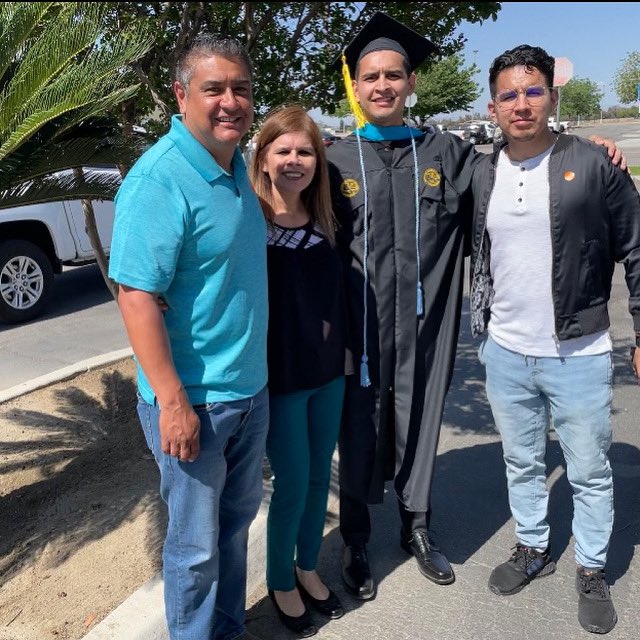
[{"left": 341, "top": 53, "right": 367, "bottom": 129}]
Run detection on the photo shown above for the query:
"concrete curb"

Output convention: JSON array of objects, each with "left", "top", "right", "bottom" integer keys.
[
  {"left": 84, "top": 503, "right": 269, "bottom": 640},
  {"left": 83, "top": 575, "right": 166, "bottom": 640},
  {"left": 0, "top": 348, "right": 134, "bottom": 405},
  {"left": 84, "top": 481, "right": 340, "bottom": 639}
]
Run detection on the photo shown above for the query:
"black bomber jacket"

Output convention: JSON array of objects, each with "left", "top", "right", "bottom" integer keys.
[{"left": 469, "top": 133, "right": 640, "bottom": 341}]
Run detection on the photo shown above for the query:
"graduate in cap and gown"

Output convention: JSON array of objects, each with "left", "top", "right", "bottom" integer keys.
[{"left": 326, "top": 12, "right": 482, "bottom": 598}]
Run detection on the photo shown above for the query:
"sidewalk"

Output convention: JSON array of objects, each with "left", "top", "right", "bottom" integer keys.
[
  {"left": 242, "top": 277, "right": 640, "bottom": 640},
  {"left": 84, "top": 317, "right": 640, "bottom": 640},
  {"left": 7, "top": 266, "right": 640, "bottom": 640}
]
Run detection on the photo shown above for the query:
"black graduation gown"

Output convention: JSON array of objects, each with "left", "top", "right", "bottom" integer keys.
[{"left": 327, "top": 131, "right": 479, "bottom": 511}]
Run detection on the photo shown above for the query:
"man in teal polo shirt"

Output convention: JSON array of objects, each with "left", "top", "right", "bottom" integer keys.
[{"left": 109, "top": 35, "right": 267, "bottom": 640}]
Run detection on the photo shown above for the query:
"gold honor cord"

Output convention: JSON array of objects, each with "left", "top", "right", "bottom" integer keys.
[{"left": 341, "top": 53, "right": 367, "bottom": 128}]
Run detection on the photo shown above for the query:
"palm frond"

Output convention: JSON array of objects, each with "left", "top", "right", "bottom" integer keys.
[
  {"left": 0, "top": 2, "right": 153, "bottom": 208},
  {"left": 0, "top": 167, "right": 122, "bottom": 210},
  {"left": 0, "top": 2, "right": 54, "bottom": 83},
  {"left": 51, "top": 85, "right": 144, "bottom": 139},
  {"left": 0, "top": 4, "right": 107, "bottom": 135},
  {"left": 0, "top": 127, "right": 147, "bottom": 189},
  {"left": 0, "top": 98, "right": 99, "bottom": 161},
  {"left": 0, "top": 3, "right": 152, "bottom": 162}
]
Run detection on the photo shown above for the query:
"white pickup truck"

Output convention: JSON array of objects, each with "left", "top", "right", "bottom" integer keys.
[
  {"left": 548, "top": 117, "right": 570, "bottom": 133},
  {"left": 0, "top": 179, "right": 116, "bottom": 324}
]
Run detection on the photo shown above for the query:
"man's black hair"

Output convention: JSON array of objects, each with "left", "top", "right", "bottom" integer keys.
[{"left": 488, "top": 44, "right": 555, "bottom": 97}]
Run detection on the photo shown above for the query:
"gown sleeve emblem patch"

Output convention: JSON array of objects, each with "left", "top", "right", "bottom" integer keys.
[
  {"left": 340, "top": 178, "right": 360, "bottom": 197},
  {"left": 423, "top": 168, "right": 441, "bottom": 187}
]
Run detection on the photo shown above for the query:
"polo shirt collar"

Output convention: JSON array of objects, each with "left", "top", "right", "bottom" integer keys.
[{"left": 167, "top": 114, "right": 244, "bottom": 182}]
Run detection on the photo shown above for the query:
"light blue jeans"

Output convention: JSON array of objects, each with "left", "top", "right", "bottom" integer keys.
[
  {"left": 137, "top": 386, "right": 269, "bottom": 640},
  {"left": 479, "top": 336, "right": 614, "bottom": 568}
]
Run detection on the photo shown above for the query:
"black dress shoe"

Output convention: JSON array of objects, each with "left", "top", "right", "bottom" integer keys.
[
  {"left": 268, "top": 590, "right": 317, "bottom": 638},
  {"left": 400, "top": 529, "right": 455, "bottom": 585},
  {"left": 296, "top": 576, "right": 344, "bottom": 619},
  {"left": 341, "top": 543, "right": 376, "bottom": 600}
]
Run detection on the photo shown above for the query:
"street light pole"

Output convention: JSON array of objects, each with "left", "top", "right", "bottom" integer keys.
[{"left": 597, "top": 81, "right": 606, "bottom": 125}]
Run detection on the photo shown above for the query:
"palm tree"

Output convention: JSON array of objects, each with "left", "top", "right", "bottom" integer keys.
[
  {"left": 0, "top": 2, "right": 151, "bottom": 202},
  {"left": 0, "top": 2, "right": 152, "bottom": 309}
]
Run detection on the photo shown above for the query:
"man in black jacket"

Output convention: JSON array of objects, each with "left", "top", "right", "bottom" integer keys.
[{"left": 470, "top": 44, "right": 640, "bottom": 635}]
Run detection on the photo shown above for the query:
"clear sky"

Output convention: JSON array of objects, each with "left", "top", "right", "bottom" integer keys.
[
  {"left": 455, "top": 1, "right": 639, "bottom": 117},
  {"left": 315, "top": 2, "right": 639, "bottom": 128}
]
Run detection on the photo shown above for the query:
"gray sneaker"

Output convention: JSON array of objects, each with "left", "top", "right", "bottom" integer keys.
[
  {"left": 489, "top": 544, "right": 556, "bottom": 595},
  {"left": 576, "top": 567, "right": 617, "bottom": 634}
]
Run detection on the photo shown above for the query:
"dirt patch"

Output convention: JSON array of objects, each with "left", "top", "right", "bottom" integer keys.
[{"left": 0, "top": 359, "right": 166, "bottom": 640}]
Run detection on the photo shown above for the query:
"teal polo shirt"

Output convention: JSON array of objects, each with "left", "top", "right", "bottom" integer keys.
[{"left": 109, "top": 115, "right": 268, "bottom": 405}]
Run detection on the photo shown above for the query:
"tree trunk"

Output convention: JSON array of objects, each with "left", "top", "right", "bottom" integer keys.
[{"left": 72, "top": 168, "right": 118, "bottom": 301}]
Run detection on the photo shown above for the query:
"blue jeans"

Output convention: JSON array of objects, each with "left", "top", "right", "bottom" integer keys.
[
  {"left": 266, "top": 376, "right": 345, "bottom": 590},
  {"left": 137, "top": 386, "right": 269, "bottom": 640},
  {"left": 479, "top": 336, "right": 614, "bottom": 568}
]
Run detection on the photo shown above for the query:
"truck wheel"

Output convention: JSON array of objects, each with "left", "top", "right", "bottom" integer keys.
[{"left": 0, "top": 240, "right": 54, "bottom": 324}]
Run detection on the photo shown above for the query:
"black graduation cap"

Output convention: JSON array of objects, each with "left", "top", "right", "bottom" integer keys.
[{"left": 335, "top": 12, "right": 438, "bottom": 75}]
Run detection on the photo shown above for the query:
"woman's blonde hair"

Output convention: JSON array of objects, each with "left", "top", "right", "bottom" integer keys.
[{"left": 249, "top": 105, "right": 336, "bottom": 244}]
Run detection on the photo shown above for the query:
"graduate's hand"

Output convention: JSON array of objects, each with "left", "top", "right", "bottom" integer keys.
[
  {"left": 154, "top": 294, "right": 169, "bottom": 312},
  {"left": 589, "top": 135, "right": 627, "bottom": 171},
  {"left": 632, "top": 346, "right": 640, "bottom": 384}
]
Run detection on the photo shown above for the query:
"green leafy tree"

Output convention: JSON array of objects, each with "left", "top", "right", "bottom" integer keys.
[
  {"left": 0, "top": 2, "right": 152, "bottom": 297},
  {"left": 412, "top": 55, "right": 480, "bottom": 121},
  {"left": 334, "top": 98, "right": 354, "bottom": 119},
  {"left": 102, "top": 2, "right": 500, "bottom": 135},
  {"left": 613, "top": 51, "right": 640, "bottom": 104},
  {"left": 559, "top": 77, "right": 603, "bottom": 119},
  {"left": 605, "top": 105, "right": 638, "bottom": 118}
]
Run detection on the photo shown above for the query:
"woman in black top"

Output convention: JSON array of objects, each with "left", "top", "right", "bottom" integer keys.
[{"left": 250, "top": 106, "right": 347, "bottom": 637}]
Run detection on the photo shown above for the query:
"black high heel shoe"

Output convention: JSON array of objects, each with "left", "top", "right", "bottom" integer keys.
[
  {"left": 295, "top": 576, "right": 344, "bottom": 620},
  {"left": 268, "top": 589, "right": 318, "bottom": 638}
]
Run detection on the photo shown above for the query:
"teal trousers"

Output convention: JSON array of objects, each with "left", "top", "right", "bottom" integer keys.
[{"left": 266, "top": 375, "right": 345, "bottom": 590}]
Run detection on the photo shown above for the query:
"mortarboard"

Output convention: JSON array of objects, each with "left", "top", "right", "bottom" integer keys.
[
  {"left": 334, "top": 12, "right": 438, "bottom": 127},
  {"left": 335, "top": 12, "right": 438, "bottom": 76}
]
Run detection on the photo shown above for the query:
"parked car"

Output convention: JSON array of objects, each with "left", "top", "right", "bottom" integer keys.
[
  {"left": 321, "top": 131, "right": 339, "bottom": 147},
  {"left": 447, "top": 125, "right": 466, "bottom": 140},
  {"left": 462, "top": 123, "right": 491, "bottom": 145},
  {"left": 460, "top": 120, "right": 496, "bottom": 143},
  {"left": 420, "top": 122, "right": 448, "bottom": 134},
  {"left": 492, "top": 126, "right": 504, "bottom": 153},
  {"left": 482, "top": 121, "right": 496, "bottom": 142},
  {"left": 0, "top": 167, "right": 119, "bottom": 324},
  {"left": 547, "top": 117, "right": 570, "bottom": 133}
]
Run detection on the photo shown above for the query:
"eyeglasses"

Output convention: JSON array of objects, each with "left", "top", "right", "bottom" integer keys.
[{"left": 493, "top": 85, "right": 551, "bottom": 109}]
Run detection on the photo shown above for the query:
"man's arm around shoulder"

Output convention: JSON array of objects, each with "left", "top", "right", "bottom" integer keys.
[{"left": 601, "top": 146, "right": 640, "bottom": 384}]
